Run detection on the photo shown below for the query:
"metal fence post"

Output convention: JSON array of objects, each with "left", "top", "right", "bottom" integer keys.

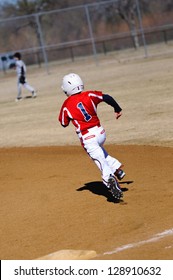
[
  {"left": 84, "top": 5, "right": 98, "bottom": 65},
  {"left": 135, "top": 0, "right": 148, "bottom": 58},
  {"left": 35, "top": 14, "right": 49, "bottom": 74}
]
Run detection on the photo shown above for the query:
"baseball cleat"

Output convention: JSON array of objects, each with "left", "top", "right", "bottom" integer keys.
[
  {"left": 115, "top": 168, "right": 126, "bottom": 181},
  {"left": 32, "top": 91, "right": 37, "bottom": 98},
  {"left": 107, "top": 175, "right": 123, "bottom": 200},
  {"left": 15, "top": 97, "right": 22, "bottom": 102}
]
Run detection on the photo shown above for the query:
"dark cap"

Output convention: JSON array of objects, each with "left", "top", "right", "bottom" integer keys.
[{"left": 13, "top": 52, "right": 21, "bottom": 59}]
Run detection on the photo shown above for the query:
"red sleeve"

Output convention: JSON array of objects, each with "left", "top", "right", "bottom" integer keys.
[
  {"left": 58, "top": 102, "right": 71, "bottom": 127},
  {"left": 88, "top": 90, "right": 103, "bottom": 105}
]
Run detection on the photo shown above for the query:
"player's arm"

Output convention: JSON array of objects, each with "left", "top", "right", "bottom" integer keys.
[
  {"left": 103, "top": 94, "right": 122, "bottom": 119},
  {"left": 58, "top": 107, "right": 71, "bottom": 127}
]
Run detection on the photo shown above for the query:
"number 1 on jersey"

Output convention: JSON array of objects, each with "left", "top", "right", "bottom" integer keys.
[{"left": 77, "top": 102, "right": 91, "bottom": 121}]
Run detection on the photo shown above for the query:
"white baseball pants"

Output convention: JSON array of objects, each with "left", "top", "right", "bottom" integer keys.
[
  {"left": 17, "top": 80, "right": 35, "bottom": 98},
  {"left": 77, "top": 125, "right": 122, "bottom": 186}
]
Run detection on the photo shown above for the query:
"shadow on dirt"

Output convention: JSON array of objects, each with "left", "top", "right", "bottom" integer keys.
[
  {"left": 77, "top": 181, "right": 133, "bottom": 203},
  {"left": 24, "top": 95, "right": 33, "bottom": 99}
]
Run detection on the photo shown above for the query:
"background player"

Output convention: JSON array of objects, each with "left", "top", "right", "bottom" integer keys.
[
  {"left": 13, "top": 52, "right": 37, "bottom": 101},
  {"left": 58, "top": 73, "right": 125, "bottom": 201}
]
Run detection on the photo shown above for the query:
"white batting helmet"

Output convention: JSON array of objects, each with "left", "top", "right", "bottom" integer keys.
[{"left": 61, "top": 73, "right": 84, "bottom": 96}]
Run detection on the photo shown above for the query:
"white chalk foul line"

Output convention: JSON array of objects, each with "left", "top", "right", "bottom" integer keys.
[{"left": 103, "top": 228, "right": 173, "bottom": 256}]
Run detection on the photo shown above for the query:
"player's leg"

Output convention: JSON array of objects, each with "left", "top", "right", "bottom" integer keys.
[
  {"left": 104, "top": 153, "right": 125, "bottom": 180},
  {"left": 79, "top": 131, "right": 111, "bottom": 182},
  {"left": 84, "top": 137, "right": 123, "bottom": 199},
  {"left": 15, "top": 80, "right": 22, "bottom": 101},
  {"left": 99, "top": 139, "right": 125, "bottom": 180},
  {"left": 23, "top": 82, "right": 37, "bottom": 97},
  {"left": 79, "top": 127, "right": 123, "bottom": 199},
  {"left": 95, "top": 127, "right": 125, "bottom": 183},
  {"left": 101, "top": 147, "right": 121, "bottom": 172}
]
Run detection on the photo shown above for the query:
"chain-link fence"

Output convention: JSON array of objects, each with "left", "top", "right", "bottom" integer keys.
[{"left": 1, "top": 0, "right": 173, "bottom": 72}]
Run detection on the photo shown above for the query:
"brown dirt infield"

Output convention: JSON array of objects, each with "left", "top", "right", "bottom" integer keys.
[
  {"left": 0, "top": 49, "right": 173, "bottom": 260},
  {"left": 0, "top": 145, "right": 173, "bottom": 260}
]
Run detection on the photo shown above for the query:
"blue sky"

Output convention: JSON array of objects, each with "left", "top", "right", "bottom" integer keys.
[{"left": 0, "top": 0, "right": 17, "bottom": 4}]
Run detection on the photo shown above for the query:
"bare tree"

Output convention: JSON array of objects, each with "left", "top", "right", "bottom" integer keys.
[
  {"left": 89, "top": 0, "right": 140, "bottom": 49},
  {"left": 116, "top": 0, "right": 139, "bottom": 48},
  {"left": 1, "top": 0, "right": 173, "bottom": 56},
  {"left": 0, "top": 0, "right": 69, "bottom": 49}
]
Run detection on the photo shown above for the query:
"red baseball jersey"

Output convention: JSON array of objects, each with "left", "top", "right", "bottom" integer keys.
[{"left": 58, "top": 90, "right": 104, "bottom": 133}]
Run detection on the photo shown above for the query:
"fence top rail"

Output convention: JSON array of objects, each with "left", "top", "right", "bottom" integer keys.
[
  {"left": 0, "top": 0, "right": 119, "bottom": 23},
  {"left": 2, "top": 22, "right": 173, "bottom": 57}
]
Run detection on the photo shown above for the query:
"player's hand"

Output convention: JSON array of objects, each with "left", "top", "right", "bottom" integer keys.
[
  {"left": 115, "top": 111, "right": 122, "bottom": 119},
  {"left": 19, "top": 76, "right": 26, "bottom": 84}
]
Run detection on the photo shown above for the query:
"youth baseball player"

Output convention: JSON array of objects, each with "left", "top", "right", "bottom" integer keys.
[
  {"left": 13, "top": 52, "right": 37, "bottom": 101},
  {"left": 58, "top": 73, "right": 125, "bottom": 200}
]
